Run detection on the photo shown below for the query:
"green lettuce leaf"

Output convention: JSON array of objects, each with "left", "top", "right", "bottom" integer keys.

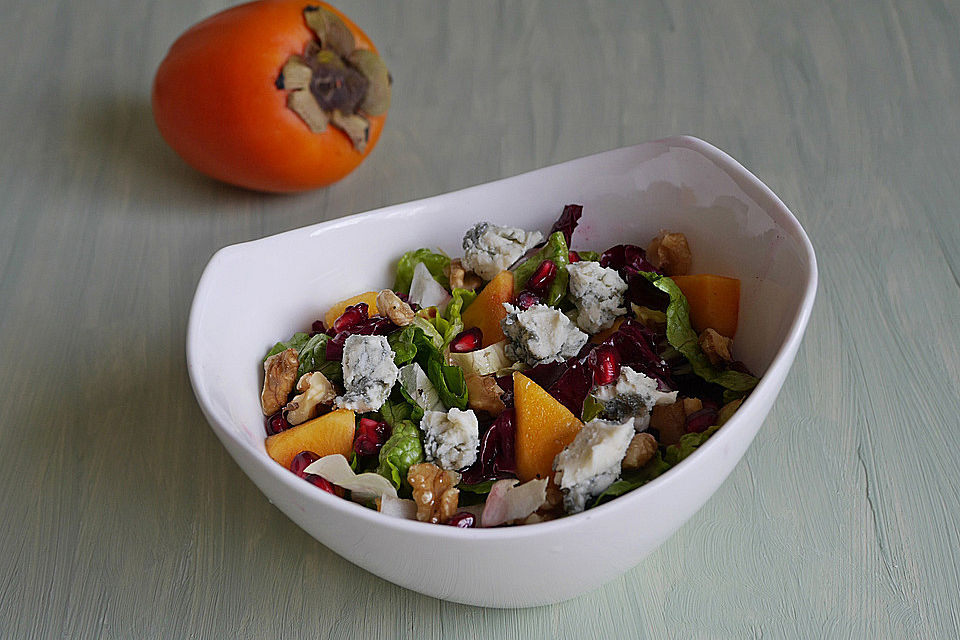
[
  {"left": 581, "top": 394, "right": 605, "bottom": 422},
  {"left": 376, "top": 419, "right": 424, "bottom": 489},
  {"left": 638, "top": 272, "right": 759, "bottom": 394},
  {"left": 592, "top": 451, "right": 671, "bottom": 506},
  {"left": 411, "top": 315, "right": 445, "bottom": 350},
  {"left": 411, "top": 288, "right": 478, "bottom": 353},
  {"left": 264, "top": 332, "right": 342, "bottom": 383},
  {"left": 388, "top": 325, "right": 419, "bottom": 366},
  {"left": 263, "top": 332, "right": 311, "bottom": 361},
  {"left": 379, "top": 393, "right": 414, "bottom": 428},
  {"left": 663, "top": 425, "right": 721, "bottom": 466},
  {"left": 591, "top": 425, "right": 722, "bottom": 507},
  {"left": 394, "top": 249, "right": 450, "bottom": 295},
  {"left": 296, "top": 333, "right": 343, "bottom": 383},
  {"left": 513, "top": 231, "right": 570, "bottom": 306},
  {"left": 410, "top": 327, "right": 468, "bottom": 410},
  {"left": 576, "top": 250, "right": 600, "bottom": 262}
]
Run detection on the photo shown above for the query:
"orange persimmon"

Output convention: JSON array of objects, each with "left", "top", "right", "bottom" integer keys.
[
  {"left": 513, "top": 372, "right": 583, "bottom": 482},
  {"left": 152, "top": 1, "right": 388, "bottom": 193},
  {"left": 461, "top": 271, "right": 515, "bottom": 348},
  {"left": 671, "top": 274, "right": 740, "bottom": 338}
]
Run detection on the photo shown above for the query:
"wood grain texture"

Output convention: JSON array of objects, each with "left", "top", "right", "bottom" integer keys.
[{"left": 1, "top": 0, "right": 959, "bottom": 637}]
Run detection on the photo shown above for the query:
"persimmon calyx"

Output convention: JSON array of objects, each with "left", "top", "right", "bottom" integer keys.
[{"left": 277, "top": 6, "right": 391, "bottom": 151}]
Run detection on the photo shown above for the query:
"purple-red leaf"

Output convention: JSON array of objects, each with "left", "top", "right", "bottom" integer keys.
[{"left": 461, "top": 409, "right": 517, "bottom": 484}]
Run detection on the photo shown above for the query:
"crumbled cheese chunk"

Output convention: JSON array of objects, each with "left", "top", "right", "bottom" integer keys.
[
  {"left": 334, "top": 334, "right": 399, "bottom": 412},
  {"left": 501, "top": 303, "right": 588, "bottom": 366},
  {"left": 593, "top": 366, "right": 678, "bottom": 430},
  {"left": 553, "top": 419, "right": 635, "bottom": 513},
  {"left": 566, "top": 261, "right": 628, "bottom": 334},
  {"left": 461, "top": 222, "right": 543, "bottom": 280},
  {"left": 420, "top": 408, "right": 480, "bottom": 471}
]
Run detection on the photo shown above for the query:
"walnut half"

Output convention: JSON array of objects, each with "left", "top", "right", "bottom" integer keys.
[
  {"left": 446, "top": 259, "right": 483, "bottom": 292},
  {"left": 622, "top": 433, "right": 658, "bottom": 471},
  {"left": 699, "top": 328, "right": 734, "bottom": 365},
  {"left": 647, "top": 230, "right": 692, "bottom": 276},
  {"left": 261, "top": 348, "right": 299, "bottom": 416},
  {"left": 465, "top": 373, "right": 506, "bottom": 416},
  {"left": 407, "top": 463, "right": 460, "bottom": 524},
  {"left": 284, "top": 371, "right": 336, "bottom": 425},
  {"left": 377, "top": 289, "right": 415, "bottom": 326}
]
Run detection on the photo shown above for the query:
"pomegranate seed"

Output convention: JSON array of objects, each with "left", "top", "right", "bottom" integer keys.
[
  {"left": 290, "top": 451, "right": 320, "bottom": 478},
  {"left": 447, "top": 512, "right": 476, "bottom": 528},
  {"left": 568, "top": 251, "right": 580, "bottom": 263},
  {"left": 449, "top": 327, "right": 483, "bottom": 353},
  {"left": 304, "top": 473, "right": 338, "bottom": 495},
  {"left": 526, "top": 260, "right": 558, "bottom": 294},
  {"left": 588, "top": 344, "right": 621, "bottom": 386},
  {"left": 515, "top": 290, "right": 540, "bottom": 310},
  {"left": 333, "top": 303, "right": 369, "bottom": 334},
  {"left": 310, "top": 319, "right": 326, "bottom": 335},
  {"left": 265, "top": 411, "right": 291, "bottom": 436},
  {"left": 354, "top": 418, "right": 391, "bottom": 456}
]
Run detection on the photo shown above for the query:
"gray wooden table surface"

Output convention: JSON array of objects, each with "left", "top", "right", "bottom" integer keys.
[{"left": 2, "top": 0, "right": 959, "bottom": 637}]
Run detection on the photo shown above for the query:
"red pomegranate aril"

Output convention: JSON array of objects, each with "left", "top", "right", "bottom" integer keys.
[
  {"left": 333, "top": 302, "right": 369, "bottom": 334},
  {"left": 526, "top": 260, "right": 558, "bottom": 294},
  {"left": 310, "top": 319, "right": 326, "bottom": 335},
  {"left": 447, "top": 512, "right": 476, "bottom": 528},
  {"left": 568, "top": 251, "right": 580, "bottom": 263},
  {"left": 265, "top": 411, "right": 291, "bottom": 436},
  {"left": 354, "top": 418, "right": 391, "bottom": 456},
  {"left": 449, "top": 327, "right": 483, "bottom": 353},
  {"left": 588, "top": 344, "right": 621, "bottom": 386},
  {"left": 290, "top": 451, "right": 320, "bottom": 478},
  {"left": 515, "top": 290, "right": 540, "bottom": 310},
  {"left": 304, "top": 473, "right": 338, "bottom": 495}
]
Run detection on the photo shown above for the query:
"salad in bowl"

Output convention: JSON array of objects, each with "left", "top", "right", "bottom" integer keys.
[{"left": 258, "top": 205, "right": 759, "bottom": 527}]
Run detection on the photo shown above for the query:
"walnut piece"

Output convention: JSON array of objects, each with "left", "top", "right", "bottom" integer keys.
[
  {"left": 376, "top": 289, "right": 415, "bottom": 326},
  {"left": 284, "top": 371, "right": 336, "bottom": 425},
  {"left": 622, "top": 433, "right": 658, "bottom": 471},
  {"left": 649, "top": 401, "right": 687, "bottom": 445},
  {"left": 407, "top": 462, "right": 460, "bottom": 524},
  {"left": 465, "top": 373, "right": 506, "bottom": 416},
  {"left": 699, "top": 328, "right": 734, "bottom": 365},
  {"left": 647, "top": 231, "right": 692, "bottom": 276},
  {"left": 446, "top": 259, "right": 483, "bottom": 292},
  {"left": 261, "top": 348, "right": 299, "bottom": 416}
]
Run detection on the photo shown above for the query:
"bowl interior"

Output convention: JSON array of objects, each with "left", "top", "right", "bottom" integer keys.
[{"left": 189, "top": 136, "right": 815, "bottom": 467}]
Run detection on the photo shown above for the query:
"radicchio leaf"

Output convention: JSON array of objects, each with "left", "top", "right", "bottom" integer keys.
[
  {"left": 524, "top": 344, "right": 597, "bottom": 418},
  {"left": 600, "top": 319, "right": 675, "bottom": 391},
  {"left": 600, "top": 245, "right": 669, "bottom": 309},
  {"left": 549, "top": 204, "right": 583, "bottom": 247},
  {"left": 460, "top": 409, "right": 517, "bottom": 485},
  {"left": 326, "top": 314, "right": 399, "bottom": 360}
]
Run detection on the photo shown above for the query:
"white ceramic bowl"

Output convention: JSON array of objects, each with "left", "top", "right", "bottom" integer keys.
[{"left": 187, "top": 136, "right": 817, "bottom": 607}]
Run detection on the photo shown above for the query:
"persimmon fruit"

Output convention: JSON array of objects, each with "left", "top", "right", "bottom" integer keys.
[{"left": 152, "top": 1, "right": 390, "bottom": 193}]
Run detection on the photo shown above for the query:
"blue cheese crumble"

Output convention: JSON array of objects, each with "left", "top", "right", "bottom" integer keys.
[
  {"left": 334, "top": 334, "right": 399, "bottom": 413},
  {"left": 461, "top": 222, "right": 543, "bottom": 280},
  {"left": 593, "top": 366, "right": 678, "bottom": 431},
  {"left": 420, "top": 407, "right": 480, "bottom": 471},
  {"left": 566, "top": 261, "right": 628, "bottom": 334},
  {"left": 553, "top": 419, "right": 635, "bottom": 513},
  {"left": 501, "top": 303, "right": 588, "bottom": 366}
]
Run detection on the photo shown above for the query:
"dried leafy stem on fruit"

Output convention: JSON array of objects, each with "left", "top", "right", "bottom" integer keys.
[{"left": 277, "top": 6, "right": 391, "bottom": 150}]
